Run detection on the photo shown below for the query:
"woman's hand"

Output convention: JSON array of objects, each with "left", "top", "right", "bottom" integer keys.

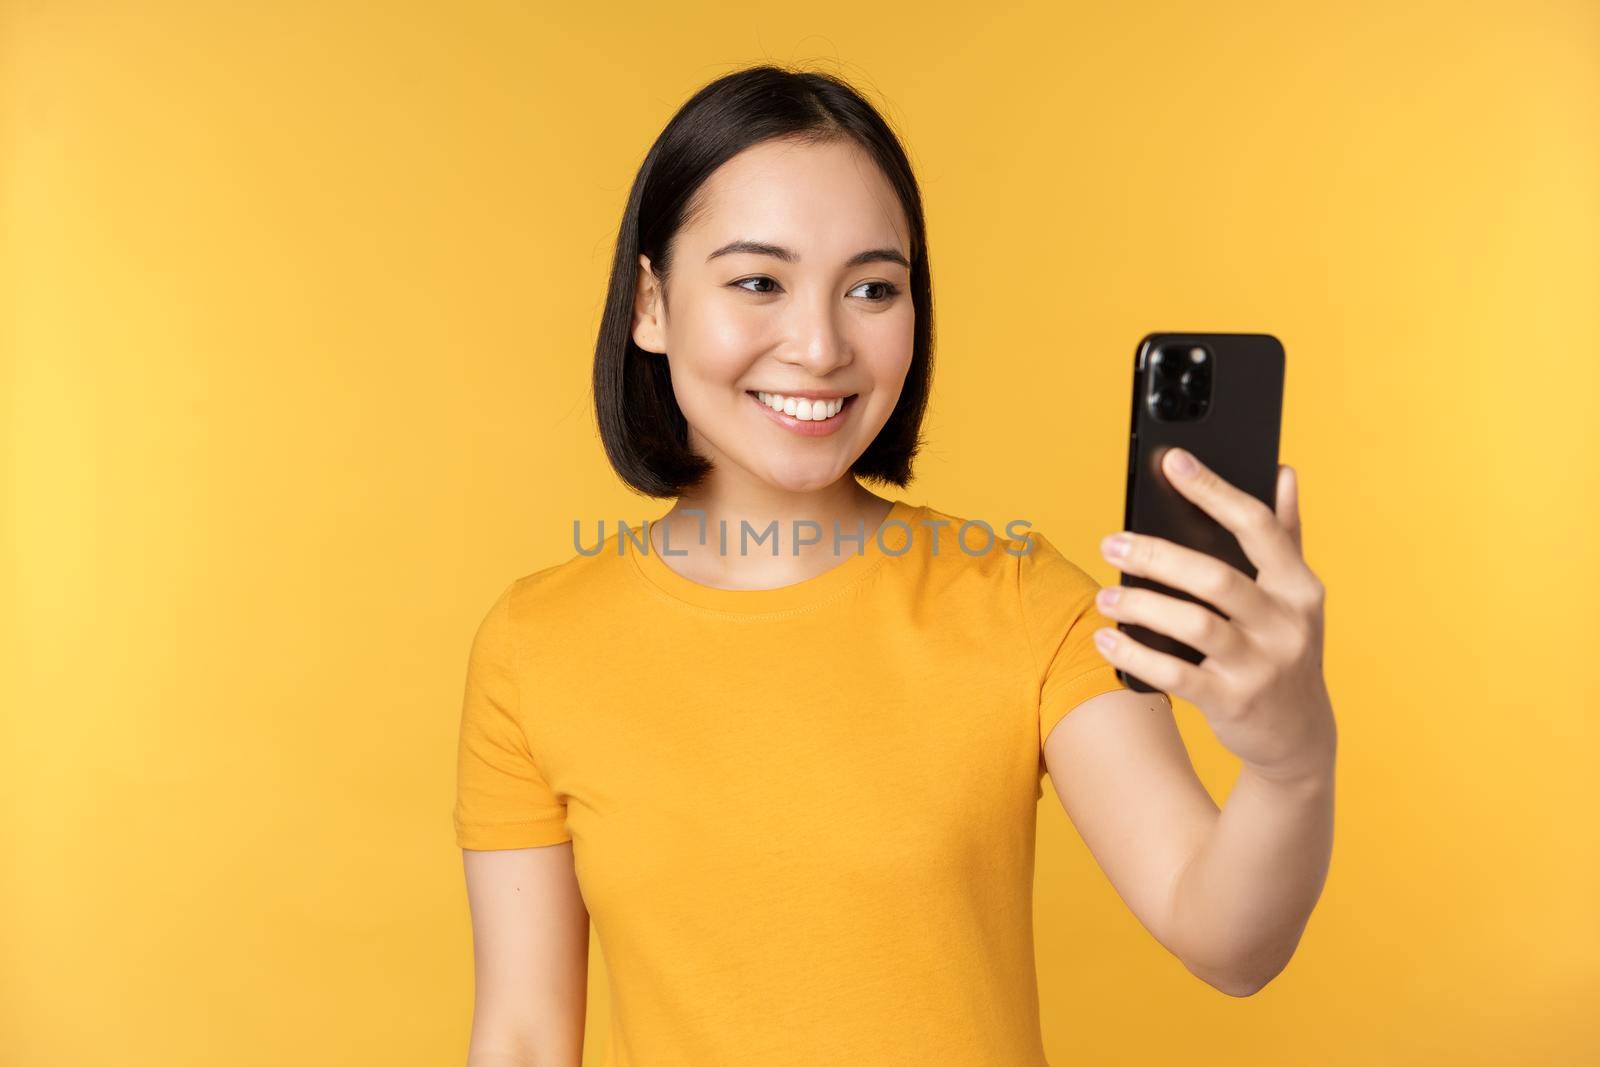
[{"left": 1090, "top": 448, "right": 1336, "bottom": 785}]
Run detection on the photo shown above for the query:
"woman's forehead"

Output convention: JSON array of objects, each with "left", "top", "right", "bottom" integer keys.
[{"left": 683, "top": 142, "right": 908, "bottom": 261}]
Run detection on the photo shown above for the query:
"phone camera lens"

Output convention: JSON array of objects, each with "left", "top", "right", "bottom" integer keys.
[
  {"left": 1153, "top": 387, "right": 1184, "bottom": 419},
  {"left": 1152, "top": 348, "right": 1184, "bottom": 379}
]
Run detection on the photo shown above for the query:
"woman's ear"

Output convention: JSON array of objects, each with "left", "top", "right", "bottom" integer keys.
[{"left": 632, "top": 254, "right": 667, "bottom": 354}]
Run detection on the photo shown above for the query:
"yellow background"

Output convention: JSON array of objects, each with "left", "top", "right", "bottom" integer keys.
[{"left": 4, "top": 1, "right": 1596, "bottom": 1063}]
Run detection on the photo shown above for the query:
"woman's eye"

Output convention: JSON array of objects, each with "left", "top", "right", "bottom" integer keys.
[
  {"left": 851, "top": 281, "right": 901, "bottom": 303},
  {"left": 729, "top": 277, "right": 902, "bottom": 302}
]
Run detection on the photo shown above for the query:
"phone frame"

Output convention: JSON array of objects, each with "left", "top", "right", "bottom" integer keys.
[{"left": 1116, "top": 332, "right": 1286, "bottom": 693}]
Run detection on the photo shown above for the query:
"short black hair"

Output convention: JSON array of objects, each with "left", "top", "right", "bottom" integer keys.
[{"left": 592, "top": 64, "right": 935, "bottom": 499}]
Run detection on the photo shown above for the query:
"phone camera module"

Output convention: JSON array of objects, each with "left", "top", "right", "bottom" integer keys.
[{"left": 1147, "top": 344, "right": 1212, "bottom": 422}]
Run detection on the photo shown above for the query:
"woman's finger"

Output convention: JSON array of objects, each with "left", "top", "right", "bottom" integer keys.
[
  {"left": 1102, "top": 531, "right": 1276, "bottom": 633},
  {"left": 1092, "top": 623, "right": 1222, "bottom": 707},
  {"left": 1276, "top": 464, "right": 1302, "bottom": 555},
  {"left": 1161, "top": 447, "right": 1303, "bottom": 584},
  {"left": 1096, "top": 583, "right": 1246, "bottom": 661}
]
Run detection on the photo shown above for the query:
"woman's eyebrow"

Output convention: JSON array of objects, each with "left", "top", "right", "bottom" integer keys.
[{"left": 705, "top": 239, "right": 909, "bottom": 270}]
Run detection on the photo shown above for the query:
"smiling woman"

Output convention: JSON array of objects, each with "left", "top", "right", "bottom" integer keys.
[
  {"left": 591, "top": 73, "right": 934, "bottom": 514},
  {"left": 626, "top": 132, "right": 921, "bottom": 478},
  {"left": 452, "top": 62, "right": 1333, "bottom": 1067},
  {"left": 453, "top": 64, "right": 1110, "bottom": 1066}
]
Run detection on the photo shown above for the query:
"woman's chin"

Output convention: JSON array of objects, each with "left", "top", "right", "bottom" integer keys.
[{"left": 752, "top": 459, "right": 852, "bottom": 496}]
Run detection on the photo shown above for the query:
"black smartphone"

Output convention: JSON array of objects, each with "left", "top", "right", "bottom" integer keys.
[{"left": 1116, "top": 332, "right": 1286, "bottom": 693}]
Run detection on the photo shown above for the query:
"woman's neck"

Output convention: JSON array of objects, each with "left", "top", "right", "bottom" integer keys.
[{"left": 647, "top": 482, "right": 896, "bottom": 590}]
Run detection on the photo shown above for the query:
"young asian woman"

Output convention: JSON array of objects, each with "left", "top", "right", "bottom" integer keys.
[{"left": 453, "top": 63, "right": 1337, "bottom": 1067}]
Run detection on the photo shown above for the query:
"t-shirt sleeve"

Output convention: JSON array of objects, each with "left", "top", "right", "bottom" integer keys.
[
  {"left": 1016, "top": 529, "right": 1130, "bottom": 754},
  {"left": 452, "top": 580, "right": 571, "bottom": 850}
]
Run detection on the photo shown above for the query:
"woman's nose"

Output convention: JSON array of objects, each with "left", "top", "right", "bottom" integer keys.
[{"left": 785, "top": 298, "right": 852, "bottom": 373}]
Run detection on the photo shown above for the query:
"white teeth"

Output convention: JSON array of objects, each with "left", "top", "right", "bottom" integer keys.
[{"left": 757, "top": 392, "right": 847, "bottom": 421}]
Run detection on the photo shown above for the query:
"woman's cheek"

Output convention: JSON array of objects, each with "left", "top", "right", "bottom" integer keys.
[
  {"left": 860, "top": 314, "right": 915, "bottom": 380},
  {"left": 704, "top": 321, "right": 774, "bottom": 375}
]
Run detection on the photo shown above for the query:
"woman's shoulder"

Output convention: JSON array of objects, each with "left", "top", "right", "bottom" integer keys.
[
  {"left": 910, "top": 501, "right": 1034, "bottom": 551},
  {"left": 494, "top": 520, "right": 645, "bottom": 620},
  {"left": 906, "top": 499, "right": 1052, "bottom": 568},
  {"left": 909, "top": 500, "right": 1100, "bottom": 592}
]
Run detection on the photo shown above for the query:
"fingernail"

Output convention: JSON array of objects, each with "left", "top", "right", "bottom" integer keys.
[
  {"left": 1096, "top": 586, "right": 1120, "bottom": 608},
  {"left": 1168, "top": 449, "right": 1197, "bottom": 477},
  {"left": 1101, "top": 533, "right": 1132, "bottom": 560},
  {"left": 1094, "top": 628, "right": 1117, "bottom": 651}
]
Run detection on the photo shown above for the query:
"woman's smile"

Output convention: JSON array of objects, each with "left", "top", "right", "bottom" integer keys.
[{"left": 746, "top": 389, "right": 858, "bottom": 437}]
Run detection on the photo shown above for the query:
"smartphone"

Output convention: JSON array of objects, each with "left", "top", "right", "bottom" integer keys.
[{"left": 1116, "top": 332, "right": 1286, "bottom": 693}]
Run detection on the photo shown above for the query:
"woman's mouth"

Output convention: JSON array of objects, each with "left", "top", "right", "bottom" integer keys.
[{"left": 747, "top": 390, "right": 857, "bottom": 436}]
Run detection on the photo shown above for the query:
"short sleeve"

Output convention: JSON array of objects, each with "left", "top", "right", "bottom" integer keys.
[
  {"left": 452, "top": 580, "right": 571, "bottom": 850},
  {"left": 1017, "top": 530, "right": 1130, "bottom": 755}
]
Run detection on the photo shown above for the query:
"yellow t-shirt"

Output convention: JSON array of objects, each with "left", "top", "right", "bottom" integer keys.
[{"left": 453, "top": 499, "right": 1127, "bottom": 1065}]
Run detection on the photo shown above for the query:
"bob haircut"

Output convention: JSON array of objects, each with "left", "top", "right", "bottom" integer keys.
[{"left": 592, "top": 64, "right": 935, "bottom": 499}]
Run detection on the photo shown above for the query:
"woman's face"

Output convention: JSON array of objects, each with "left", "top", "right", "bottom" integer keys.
[{"left": 632, "top": 137, "right": 916, "bottom": 496}]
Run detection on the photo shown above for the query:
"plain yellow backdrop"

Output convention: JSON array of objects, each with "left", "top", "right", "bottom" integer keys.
[{"left": 4, "top": 1, "right": 1596, "bottom": 1064}]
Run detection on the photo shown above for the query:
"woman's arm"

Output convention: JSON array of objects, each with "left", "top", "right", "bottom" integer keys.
[
  {"left": 1043, "top": 690, "right": 1335, "bottom": 997},
  {"left": 462, "top": 842, "right": 589, "bottom": 1065},
  {"left": 1165, "top": 736, "right": 1335, "bottom": 995},
  {"left": 1043, "top": 451, "right": 1337, "bottom": 996}
]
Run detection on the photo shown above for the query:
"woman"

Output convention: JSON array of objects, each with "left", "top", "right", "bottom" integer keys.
[{"left": 453, "top": 64, "right": 1336, "bottom": 1066}]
